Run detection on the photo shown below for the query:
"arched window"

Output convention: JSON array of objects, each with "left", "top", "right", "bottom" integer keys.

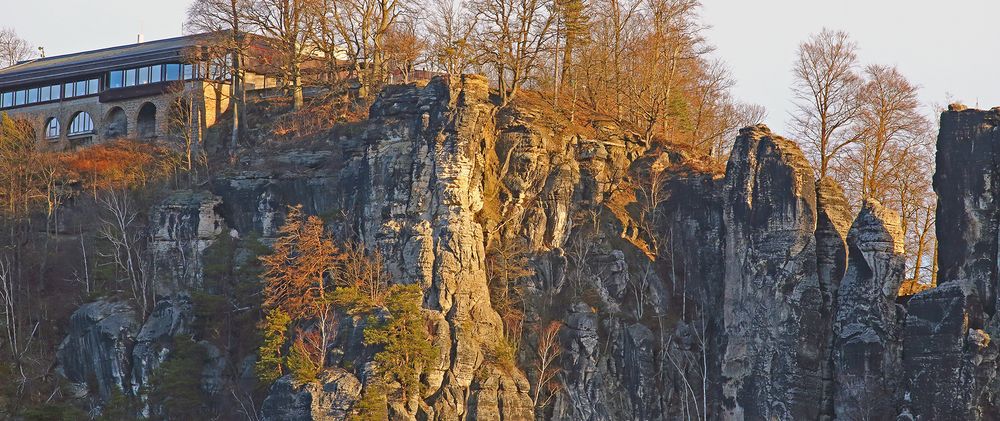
[
  {"left": 68, "top": 112, "right": 94, "bottom": 136},
  {"left": 44, "top": 118, "right": 60, "bottom": 139}
]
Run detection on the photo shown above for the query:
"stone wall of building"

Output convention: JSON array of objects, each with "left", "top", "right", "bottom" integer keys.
[{"left": 1, "top": 81, "right": 232, "bottom": 150}]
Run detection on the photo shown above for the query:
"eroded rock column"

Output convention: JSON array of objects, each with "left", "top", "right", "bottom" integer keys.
[
  {"left": 814, "top": 177, "right": 852, "bottom": 419},
  {"left": 831, "top": 200, "right": 905, "bottom": 420},
  {"left": 899, "top": 105, "right": 1000, "bottom": 419},
  {"left": 721, "top": 125, "right": 826, "bottom": 420},
  {"left": 361, "top": 76, "right": 533, "bottom": 420}
]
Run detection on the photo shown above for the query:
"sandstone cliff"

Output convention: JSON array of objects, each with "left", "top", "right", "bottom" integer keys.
[{"left": 53, "top": 80, "right": 1000, "bottom": 420}]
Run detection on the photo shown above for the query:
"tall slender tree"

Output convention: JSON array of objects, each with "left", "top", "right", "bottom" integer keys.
[{"left": 790, "top": 28, "right": 862, "bottom": 178}]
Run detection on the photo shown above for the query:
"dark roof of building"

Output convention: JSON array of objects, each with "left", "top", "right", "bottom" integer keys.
[{"left": 0, "top": 33, "right": 219, "bottom": 89}]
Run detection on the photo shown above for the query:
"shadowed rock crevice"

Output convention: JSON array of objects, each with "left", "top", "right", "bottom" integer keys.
[{"left": 831, "top": 200, "right": 905, "bottom": 420}]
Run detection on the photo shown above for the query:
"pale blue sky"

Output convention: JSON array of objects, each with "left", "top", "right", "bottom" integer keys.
[{"left": 3, "top": 1, "right": 998, "bottom": 134}]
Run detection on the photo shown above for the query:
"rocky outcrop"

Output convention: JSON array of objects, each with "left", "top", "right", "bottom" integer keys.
[
  {"left": 899, "top": 281, "right": 982, "bottom": 418},
  {"left": 814, "top": 177, "right": 853, "bottom": 418},
  {"left": 359, "top": 76, "right": 533, "bottom": 419},
  {"left": 934, "top": 106, "right": 1000, "bottom": 315},
  {"left": 260, "top": 370, "right": 362, "bottom": 420},
  {"left": 147, "top": 190, "right": 225, "bottom": 294},
  {"left": 57, "top": 191, "right": 225, "bottom": 407},
  {"left": 129, "top": 296, "right": 194, "bottom": 397},
  {"left": 831, "top": 200, "right": 905, "bottom": 420},
  {"left": 54, "top": 73, "right": 1000, "bottom": 420},
  {"left": 899, "top": 105, "right": 1000, "bottom": 419},
  {"left": 57, "top": 299, "right": 139, "bottom": 400},
  {"left": 721, "top": 125, "right": 826, "bottom": 420}
]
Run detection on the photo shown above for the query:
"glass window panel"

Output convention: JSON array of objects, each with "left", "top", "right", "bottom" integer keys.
[
  {"left": 75, "top": 81, "right": 86, "bottom": 96},
  {"left": 40, "top": 86, "right": 50, "bottom": 102},
  {"left": 165, "top": 64, "right": 180, "bottom": 81},
  {"left": 27, "top": 88, "right": 38, "bottom": 103},
  {"left": 70, "top": 112, "right": 93, "bottom": 135},
  {"left": 109, "top": 70, "right": 123, "bottom": 88},
  {"left": 64, "top": 83, "right": 74, "bottom": 98},
  {"left": 138, "top": 67, "right": 149, "bottom": 85},
  {"left": 50, "top": 85, "right": 60, "bottom": 100},
  {"left": 14, "top": 90, "right": 25, "bottom": 105},
  {"left": 125, "top": 69, "right": 137, "bottom": 86},
  {"left": 88, "top": 79, "right": 99, "bottom": 94},
  {"left": 1, "top": 92, "right": 11, "bottom": 108},
  {"left": 150, "top": 65, "right": 162, "bottom": 83},
  {"left": 46, "top": 119, "right": 60, "bottom": 139},
  {"left": 183, "top": 64, "right": 194, "bottom": 80}
]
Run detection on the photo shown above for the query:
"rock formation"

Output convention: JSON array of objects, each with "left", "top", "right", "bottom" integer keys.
[
  {"left": 899, "top": 105, "right": 1000, "bottom": 419},
  {"left": 52, "top": 80, "right": 1000, "bottom": 420},
  {"left": 260, "top": 370, "right": 362, "bottom": 420},
  {"left": 831, "top": 200, "right": 905, "bottom": 419},
  {"left": 57, "top": 300, "right": 138, "bottom": 401},
  {"left": 814, "top": 177, "right": 853, "bottom": 418},
  {"left": 721, "top": 125, "right": 827, "bottom": 420}
]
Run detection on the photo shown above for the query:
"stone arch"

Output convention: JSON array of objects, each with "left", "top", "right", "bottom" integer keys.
[
  {"left": 104, "top": 107, "right": 128, "bottom": 139},
  {"left": 137, "top": 102, "right": 157, "bottom": 139}
]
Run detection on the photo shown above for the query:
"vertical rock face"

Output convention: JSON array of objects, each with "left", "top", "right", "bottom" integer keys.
[
  {"left": 147, "top": 190, "right": 225, "bottom": 294},
  {"left": 57, "top": 300, "right": 138, "bottom": 401},
  {"left": 360, "top": 76, "right": 533, "bottom": 420},
  {"left": 721, "top": 125, "right": 826, "bottom": 420},
  {"left": 900, "top": 106, "right": 1000, "bottom": 419},
  {"left": 814, "top": 177, "right": 853, "bottom": 418},
  {"left": 934, "top": 107, "right": 1000, "bottom": 314},
  {"left": 831, "top": 200, "right": 905, "bottom": 420},
  {"left": 815, "top": 178, "right": 853, "bottom": 304},
  {"left": 900, "top": 282, "right": 981, "bottom": 419}
]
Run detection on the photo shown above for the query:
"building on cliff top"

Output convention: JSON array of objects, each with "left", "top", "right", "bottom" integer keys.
[{"left": 0, "top": 32, "right": 279, "bottom": 150}]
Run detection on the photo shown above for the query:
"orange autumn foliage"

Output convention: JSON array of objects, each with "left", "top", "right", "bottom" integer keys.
[{"left": 60, "top": 140, "right": 180, "bottom": 192}]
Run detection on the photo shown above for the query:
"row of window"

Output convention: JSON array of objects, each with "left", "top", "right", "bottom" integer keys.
[
  {"left": 1, "top": 77, "right": 100, "bottom": 109},
  {"left": 65, "top": 79, "right": 101, "bottom": 99},
  {"left": 0, "top": 62, "right": 201, "bottom": 110},
  {"left": 2, "top": 84, "right": 59, "bottom": 108},
  {"left": 109, "top": 63, "right": 196, "bottom": 89},
  {"left": 44, "top": 112, "right": 94, "bottom": 139}
]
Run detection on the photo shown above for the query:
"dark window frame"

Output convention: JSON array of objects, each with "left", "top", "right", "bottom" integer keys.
[
  {"left": 68, "top": 112, "right": 94, "bottom": 136},
  {"left": 45, "top": 118, "right": 60, "bottom": 139}
]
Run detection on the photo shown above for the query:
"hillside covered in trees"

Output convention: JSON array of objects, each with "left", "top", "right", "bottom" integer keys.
[{"left": 0, "top": 0, "right": 988, "bottom": 420}]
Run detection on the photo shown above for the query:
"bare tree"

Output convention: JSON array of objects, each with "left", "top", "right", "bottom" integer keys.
[
  {"left": 853, "top": 64, "right": 930, "bottom": 202},
  {"left": 97, "top": 190, "right": 153, "bottom": 316},
  {"left": 790, "top": 28, "right": 862, "bottom": 178},
  {"left": 0, "top": 29, "right": 35, "bottom": 68},
  {"left": 472, "top": 0, "right": 557, "bottom": 104},
  {"left": 384, "top": 17, "right": 427, "bottom": 83},
  {"left": 166, "top": 93, "right": 202, "bottom": 180},
  {"left": 425, "top": 0, "right": 479, "bottom": 78},
  {"left": 242, "top": 0, "right": 313, "bottom": 109},
  {"left": 531, "top": 320, "right": 563, "bottom": 411},
  {"left": 625, "top": 0, "right": 707, "bottom": 142},
  {"left": 185, "top": 0, "right": 250, "bottom": 161},
  {"left": 322, "top": 0, "right": 407, "bottom": 98},
  {"left": 685, "top": 59, "right": 767, "bottom": 161}
]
